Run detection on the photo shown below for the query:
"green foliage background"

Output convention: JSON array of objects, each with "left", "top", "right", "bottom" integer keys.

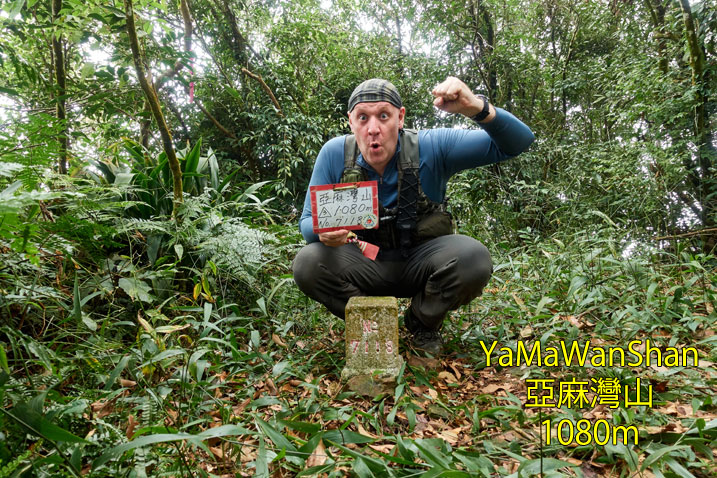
[{"left": 0, "top": 0, "right": 715, "bottom": 476}]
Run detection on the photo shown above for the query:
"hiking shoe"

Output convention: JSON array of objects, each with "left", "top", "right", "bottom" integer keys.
[
  {"left": 404, "top": 309, "right": 444, "bottom": 355},
  {"left": 412, "top": 329, "right": 444, "bottom": 355}
]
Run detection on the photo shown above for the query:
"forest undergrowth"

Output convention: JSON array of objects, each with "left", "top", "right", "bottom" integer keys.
[
  {"left": 1, "top": 164, "right": 715, "bottom": 477},
  {"left": 3, "top": 0, "right": 717, "bottom": 474}
]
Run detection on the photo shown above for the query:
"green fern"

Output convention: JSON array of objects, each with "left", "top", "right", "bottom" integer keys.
[
  {"left": 0, "top": 162, "right": 24, "bottom": 178},
  {"left": 116, "top": 218, "right": 174, "bottom": 236},
  {"left": 197, "top": 218, "right": 278, "bottom": 282},
  {"left": 137, "top": 395, "right": 160, "bottom": 428}
]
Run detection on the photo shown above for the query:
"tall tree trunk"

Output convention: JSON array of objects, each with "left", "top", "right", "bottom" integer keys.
[
  {"left": 51, "top": 0, "right": 68, "bottom": 174},
  {"left": 470, "top": 0, "right": 497, "bottom": 98},
  {"left": 217, "top": 0, "right": 250, "bottom": 67},
  {"left": 124, "top": 0, "right": 183, "bottom": 215},
  {"left": 677, "top": 0, "right": 715, "bottom": 251},
  {"left": 140, "top": 0, "right": 193, "bottom": 148},
  {"left": 561, "top": 21, "right": 580, "bottom": 125},
  {"left": 209, "top": 0, "right": 262, "bottom": 180},
  {"left": 395, "top": 13, "right": 404, "bottom": 75},
  {"left": 479, "top": 5, "right": 497, "bottom": 98},
  {"left": 644, "top": 0, "right": 670, "bottom": 74},
  {"left": 140, "top": 100, "right": 152, "bottom": 149}
]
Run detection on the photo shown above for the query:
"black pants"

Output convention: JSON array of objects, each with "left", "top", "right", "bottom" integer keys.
[{"left": 292, "top": 234, "right": 492, "bottom": 330}]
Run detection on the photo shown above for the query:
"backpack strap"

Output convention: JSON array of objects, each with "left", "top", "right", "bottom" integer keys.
[
  {"left": 396, "top": 129, "right": 420, "bottom": 254},
  {"left": 342, "top": 135, "right": 364, "bottom": 183},
  {"left": 398, "top": 129, "right": 420, "bottom": 180}
]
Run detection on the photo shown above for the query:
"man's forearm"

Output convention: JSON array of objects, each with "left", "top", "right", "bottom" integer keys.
[
  {"left": 478, "top": 107, "right": 535, "bottom": 156},
  {"left": 461, "top": 96, "right": 497, "bottom": 124}
]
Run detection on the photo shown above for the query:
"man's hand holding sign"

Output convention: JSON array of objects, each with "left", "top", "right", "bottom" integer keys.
[{"left": 310, "top": 181, "right": 380, "bottom": 259}]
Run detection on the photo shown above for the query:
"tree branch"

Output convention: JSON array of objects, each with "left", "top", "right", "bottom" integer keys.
[
  {"left": 196, "top": 33, "right": 236, "bottom": 89},
  {"left": 154, "top": 0, "right": 194, "bottom": 91},
  {"left": 52, "top": 0, "right": 68, "bottom": 174},
  {"left": 195, "top": 97, "right": 237, "bottom": 140},
  {"left": 674, "top": 189, "right": 704, "bottom": 220},
  {"left": 241, "top": 67, "right": 284, "bottom": 117},
  {"left": 124, "top": 0, "right": 183, "bottom": 213},
  {"left": 654, "top": 227, "right": 717, "bottom": 241}
]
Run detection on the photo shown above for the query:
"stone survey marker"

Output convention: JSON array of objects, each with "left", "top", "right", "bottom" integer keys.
[{"left": 341, "top": 297, "right": 403, "bottom": 392}]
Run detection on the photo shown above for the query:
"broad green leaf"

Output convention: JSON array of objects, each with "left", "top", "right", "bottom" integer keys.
[
  {"left": 73, "top": 268, "right": 87, "bottom": 328},
  {"left": 140, "top": 349, "right": 185, "bottom": 367},
  {"left": 104, "top": 355, "right": 131, "bottom": 390},
  {"left": 395, "top": 434, "right": 415, "bottom": 461},
  {"left": 254, "top": 418, "right": 302, "bottom": 465},
  {"left": 534, "top": 295, "right": 553, "bottom": 316},
  {"left": 0, "top": 86, "right": 19, "bottom": 97},
  {"left": 81, "top": 63, "right": 95, "bottom": 79},
  {"left": 351, "top": 457, "right": 375, "bottom": 478},
  {"left": 413, "top": 439, "right": 450, "bottom": 469},
  {"left": 664, "top": 458, "right": 696, "bottom": 478},
  {"left": 327, "top": 442, "right": 386, "bottom": 473},
  {"left": 196, "top": 424, "right": 250, "bottom": 439},
  {"left": 6, "top": 403, "right": 89, "bottom": 444},
  {"left": 605, "top": 443, "right": 639, "bottom": 471},
  {"left": 297, "top": 431, "right": 324, "bottom": 454},
  {"left": 284, "top": 420, "right": 320, "bottom": 436},
  {"left": 182, "top": 140, "right": 202, "bottom": 177},
  {"left": 26, "top": 342, "right": 56, "bottom": 374},
  {"left": 369, "top": 448, "right": 418, "bottom": 466},
  {"left": 250, "top": 329, "right": 261, "bottom": 351},
  {"left": 70, "top": 445, "right": 82, "bottom": 473},
  {"left": 188, "top": 348, "right": 211, "bottom": 381},
  {"left": 81, "top": 313, "right": 98, "bottom": 332},
  {"left": 255, "top": 418, "right": 296, "bottom": 452},
  {"left": 272, "top": 360, "right": 289, "bottom": 377},
  {"left": 386, "top": 403, "right": 399, "bottom": 426},
  {"left": 94, "top": 425, "right": 249, "bottom": 469},
  {"left": 454, "top": 450, "right": 494, "bottom": 475},
  {"left": 295, "top": 464, "right": 335, "bottom": 477},
  {"left": 517, "top": 458, "right": 577, "bottom": 477},
  {"left": 8, "top": 0, "right": 24, "bottom": 19},
  {"left": 0, "top": 346, "right": 9, "bottom": 374},
  {"left": 589, "top": 210, "right": 616, "bottom": 227},
  {"left": 94, "top": 433, "right": 201, "bottom": 468},
  {"left": 323, "top": 430, "right": 375, "bottom": 445},
  {"left": 207, "top": 148, "right": 220, "bottom": 190},
  {"left": 118, "top": 278, "right": 153, "bottom": 303},
  {"left": 113, "top": 172, "right": 135, "bottom": 187},
  {"left": 255, "top": 297, "right": 268, "bottom": 316},
  {"left": 255, "top": 437, "right": 269, "bottom": 477},
  {"left": 567, "top": 275, "right": 587, "bottom": 298},
  {"left": 642, "top": 445, "right": 691, "bottom": 469}
]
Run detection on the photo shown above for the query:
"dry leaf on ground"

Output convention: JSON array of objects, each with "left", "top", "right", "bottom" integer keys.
[
  {"left": 306, "top": 439, "right": 327, "bottom": 468},
  {"left": 272, "top": 333, "right": 288, "bottom": 348},
  {"left": 438, "top": 371, "right": 457, "bottom": 383}
]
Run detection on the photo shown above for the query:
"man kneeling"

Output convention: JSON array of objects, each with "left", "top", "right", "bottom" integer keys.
[{"left": 293, "top": 77, "right": 534, "bottom": 354}]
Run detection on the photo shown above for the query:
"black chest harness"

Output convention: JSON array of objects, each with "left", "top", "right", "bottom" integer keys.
[{"left": 341, "top": 129, "right": 454, "bottom": 252}]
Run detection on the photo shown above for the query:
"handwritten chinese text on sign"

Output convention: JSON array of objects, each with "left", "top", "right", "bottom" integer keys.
[{"left": 310, "top": 181, "right": 379, "bottom": 233}]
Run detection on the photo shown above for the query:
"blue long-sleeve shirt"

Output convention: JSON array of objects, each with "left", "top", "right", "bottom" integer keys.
[{"left": 299, "top": 107, "right": 535, "bottom": 243}]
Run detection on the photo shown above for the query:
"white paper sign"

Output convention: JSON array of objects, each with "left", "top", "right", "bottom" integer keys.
[{"left": 310, "top": 181, "right": 379, "bottom": 233}]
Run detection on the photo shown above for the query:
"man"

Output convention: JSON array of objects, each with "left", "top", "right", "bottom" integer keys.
[{"left": 293, "top": 77, "right": 534, "bottom": 354}]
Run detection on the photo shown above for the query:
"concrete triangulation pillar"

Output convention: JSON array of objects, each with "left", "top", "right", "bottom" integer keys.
[{"left": 341, "top": 296, "right": 404, "bottom": 396}]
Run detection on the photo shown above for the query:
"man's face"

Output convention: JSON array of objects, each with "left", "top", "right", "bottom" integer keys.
[{"left": 348, "top": 101, "right": 405, "bottom": 175}]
